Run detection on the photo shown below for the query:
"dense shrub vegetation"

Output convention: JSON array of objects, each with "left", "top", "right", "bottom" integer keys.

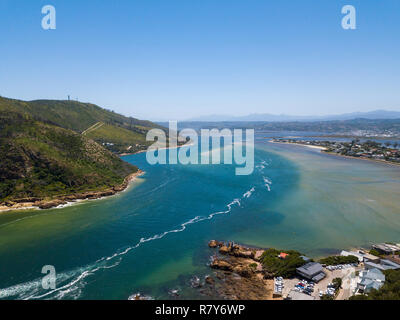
[
  {"left": 319, "top": 255, "right": 359, "bottom": 266},
  {"left": 0, "top": 112, "right": 137, "bottom": 202},
  {"left": 261, "top": 248, "right": 307, "bottom": 278}
]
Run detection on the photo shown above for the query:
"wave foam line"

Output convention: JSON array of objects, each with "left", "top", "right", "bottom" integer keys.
[
  {"left": 0, "top": 187, "right": 254, "bottom": 300},
  {"left": 263, "top": 177, "right": 272, "bottom": 191}
]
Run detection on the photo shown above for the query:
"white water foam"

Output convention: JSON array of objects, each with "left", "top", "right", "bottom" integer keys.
[
  {"left": 0, "top": 187, "right": 257, "bottom": 300},
  {"left": 263, "top": 177, "right": 272, "bottom": 191},
  {"left": 243, "top": 187, "right": 255, "bottom": 198}
]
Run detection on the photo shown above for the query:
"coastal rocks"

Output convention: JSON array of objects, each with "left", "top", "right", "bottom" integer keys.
[
  {"left": 38, "top": 199, "right": 67, "bottom": 209},
  {"left": 233, "top": 265, "right": 254, "bottom": 278},
  {"left": 210, "top": 259, "right": 233, "bottom": 271},
  {"left": 190, "top": 276, "right": 202, "bottom": 288},
  {"left": 208, "top": 240, "right": 223, "bottom": 248},
  {"left": 254, "top": 250, "right": 265, "bottom": 261},
  {"left": 232, "top": 248, "right": 254, "bottom": 259},
  {"left": 215, "top": 241, "right": 255, "bottom": 259},
  {"left": 205, "top": 275, "right": 215, "bottom": 285},
  {"left": 0, "top": 170, "right": 145, "bottom": 212},
  {"left": 219, "top": 245, "right": 230, "bottom": 254},
  {"left": 199, "top": 240, "right": 276, "bottom": 300}
]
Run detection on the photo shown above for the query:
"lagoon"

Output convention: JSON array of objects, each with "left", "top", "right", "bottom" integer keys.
[{"left": 1, "top": 140, "right": 400, "bottom": 299}]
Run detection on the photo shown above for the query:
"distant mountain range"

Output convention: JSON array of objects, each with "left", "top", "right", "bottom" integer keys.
[{"left": 186, "top": 110, "right": 400, "bottom": 122}]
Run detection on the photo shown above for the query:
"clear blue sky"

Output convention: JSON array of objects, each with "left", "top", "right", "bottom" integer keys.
[{"left": 1, "top": 0, "right": 399, "bottom": 120}]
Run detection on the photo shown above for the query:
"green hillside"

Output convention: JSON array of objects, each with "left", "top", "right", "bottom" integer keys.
[
  {"left": 0, "top": 96, "right": 163, "bottom": 154},
  {"left": 0, "top": 111, "right": 137, "bottom": 203}
]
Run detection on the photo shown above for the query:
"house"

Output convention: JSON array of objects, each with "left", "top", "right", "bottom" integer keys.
[
  {"left": 279, "top": 252, "right": 289, "bottom": 259},
  {"left": 356, "top": 268, "right": 385, "bottom": 294},
  {"left": 296, "top": 262, "right": 326, "bottom": 282},
  {"left": 340, "top": 250, "right": 364, "bottom": 263},
  {"left": 341, "top": 250, "right": 379, "bottom": 263},
  {"left": 372, "top": 243, "right": 400, "bottom": 255},
  {"left": 359, "top": 251, "right": 380, "bottom": 263},
  {"left": 365, "top": 259, "right": 400, "bottom": 271},
  {"left": 300, "top": 255, "right": 311, "bottom": 262}
]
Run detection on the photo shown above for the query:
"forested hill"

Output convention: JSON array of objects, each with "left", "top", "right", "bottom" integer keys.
[
  {"left": 0, "top": 96, "right": 164, "bottom": 154},
  {"left": 0, "top": 111, "right": 138, "bottom": 203}
]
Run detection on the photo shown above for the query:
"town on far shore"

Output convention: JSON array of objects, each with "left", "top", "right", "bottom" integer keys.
[
  {"left": 206, "top": 241, "right": 400, "bottom": 300},
  {"left": 271, "top": 138, "right": 400, "bottom": 164}
]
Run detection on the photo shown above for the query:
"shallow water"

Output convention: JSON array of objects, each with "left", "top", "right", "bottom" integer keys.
[{"left": 0, "top": 141, "right": 400, "bottom": 300}]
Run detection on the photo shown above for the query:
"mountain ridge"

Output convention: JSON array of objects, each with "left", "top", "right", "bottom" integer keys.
[
  {"left": 0, "top": 96, "right": 163, "bottom": 154},
  {"left": 185, "top": 110, "right": 400, "bottom": 122}
]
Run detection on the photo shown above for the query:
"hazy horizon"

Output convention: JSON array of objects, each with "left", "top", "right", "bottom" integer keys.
[{"left": 1, "top": 0, "right": 400, "bottom": 120}]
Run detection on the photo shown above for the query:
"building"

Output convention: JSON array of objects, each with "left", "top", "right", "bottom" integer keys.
[
  {"left": 279, "top": 252, "right": 289, "bottom": 259},
  {"left": 356, "top": 268, "right": 385, "bottom": 294},
  {"left": 300, "top": 255, "right": 311, "bottom": 262},
  {"left": 365, "top": 259, "right": 400, "bottom": 271},
  {"left": 296, "top": 262, "right": 326, "bottom": 282},
  {"left": 372, "top": 243, "right": 400, "bottom": 255},
  {"left": 340, "top": 250, "right": 364, "bottom": 262},
  {"left": 340, "top": 250, "right": 380, "bottom": 263}
]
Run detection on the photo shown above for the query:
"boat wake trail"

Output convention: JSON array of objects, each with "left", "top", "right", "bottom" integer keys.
[{"left": 0, "top": 187, "right": 256, "bottom": 300}]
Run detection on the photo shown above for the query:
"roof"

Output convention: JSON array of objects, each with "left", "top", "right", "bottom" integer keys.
[
  {"left": 300, "top": 255, "right": 311, "bottom": 262},
  {"left": 365, "top": 260, "right": 400, "bottom": 271},
  {"left": 358, "top": 268, "right": 385, "bottom": 293},
  {"left": 340, "top": 250, "right": 364, "bottom": 262},
  {"left": 373, "top": 243, "right": 400, "bottom": 253},
  {"left": 361, "top": 252, "right": 380, "bottom": 261},
  {"left": 279, "top": 252, "right": 289, "bottom": 259},
  {"left": 297, "top": 262, "right": 323, "bottom": 276},
  {"left": 362, "top": 268, "right": 385, "bottom": 282},
  {"left": 312, "top": 272, "right": 326, "bottom": 282},
  {"left": 381, "top": 259, "right": 400, "bottom": 269}
]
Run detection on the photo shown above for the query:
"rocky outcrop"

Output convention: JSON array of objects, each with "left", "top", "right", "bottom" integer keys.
[
  {"left": 38, "top": 200, "right": 67, "bottom": 209},
  {"left": 0, "top": 170, "right": 144, "bottom": 212},
  {"left": 219, "top": 245, "right": 230, "bottom": 254},
  {"left": 233, "top": 265, "right": 254, "bottom": 278},
  {"left": 200, "top": 240, "right": 277, "bottom": 300},
  {"left": 208, "top": 240, "right": 223, "bottom": 248},
  {"left": 210, "top": 259, "right": 233, "bottom": 271}
]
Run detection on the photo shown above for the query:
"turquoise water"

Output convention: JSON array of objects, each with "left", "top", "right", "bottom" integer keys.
[{"left": 1, "top": 141, "right": 400, "bottom": 300}]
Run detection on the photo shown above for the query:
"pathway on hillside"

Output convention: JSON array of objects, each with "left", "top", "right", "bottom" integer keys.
[{"left": 82, "top": 122, "right": 104, "bottom": 135}]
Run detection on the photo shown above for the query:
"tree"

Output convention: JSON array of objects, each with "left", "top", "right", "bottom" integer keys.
[{"left": 332, "top": 278, "right": 342, "bottom": 290}]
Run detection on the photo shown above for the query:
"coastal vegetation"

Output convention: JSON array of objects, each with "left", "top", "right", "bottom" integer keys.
[
  {"left": 0, "top": 96, "right": 163, "bottom": 154},
  {"left": 318, "top": 255, "right": 359, "bottom": 266},
  {"left": 260, "top": 249, "right": 307, "bottom": 278},
  {"left": 0, "top": 111, "right": 137, "bottom": 204}
]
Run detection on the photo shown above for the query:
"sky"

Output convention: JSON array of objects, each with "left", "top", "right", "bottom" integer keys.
[{"left": 0, "top": 0, "right": 399, "bottom": 121}]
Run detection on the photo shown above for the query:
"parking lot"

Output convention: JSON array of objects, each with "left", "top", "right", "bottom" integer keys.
[{"left": 282, "top": 264, "right": 359, "bottom": 300}]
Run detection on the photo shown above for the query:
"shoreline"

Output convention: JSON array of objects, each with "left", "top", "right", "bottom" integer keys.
[
  {"left": 269, "top": 140, "right": 327, "bottom": 151},
  {"left": 0, "top": 170, "right": 145, "bottom": 213},
  {"left": 269, "top": 140, "right": 400, "bottom": 167},
  {"left": 119, "top": 143, "right": 194, "bottom": 157}
]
